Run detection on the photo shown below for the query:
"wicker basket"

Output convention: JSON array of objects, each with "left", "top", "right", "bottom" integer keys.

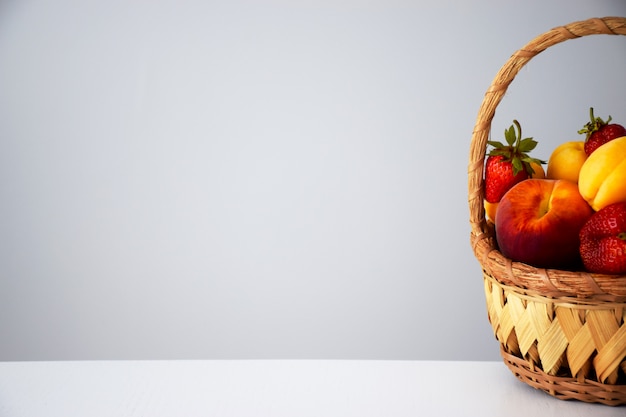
[{"left": 469, "top": 17, "right": 626, "bottom": 406}]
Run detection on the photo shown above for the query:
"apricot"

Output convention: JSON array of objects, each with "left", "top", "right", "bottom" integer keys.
[
  {"left": 546, "top": 141, "right": 586, "bottom": 183},
  {"left": 530, "top": 161, "right": 546, "bottom": 179},
  {"left": 578, "top": 136, "right": 626, "bottom": 211},
  {"left": 484, "top": 200, "right": 498, "bottom": 222}
]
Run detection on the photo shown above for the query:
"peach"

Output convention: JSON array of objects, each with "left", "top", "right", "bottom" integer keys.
[{"left": 495, "top": 179, "right": 594, "bottom": 269}]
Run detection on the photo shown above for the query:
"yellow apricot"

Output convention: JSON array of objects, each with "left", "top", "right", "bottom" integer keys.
[
  {"left": 546, "top": 141, "right": 586, "bottom": 183},
  {"left": 594, "top": 161, "right": 626, "bottom": 208},
  {"left": 484, "top": 200, "right": 498, "bottom": 222},
  {"left": 578, "top": 136, "right": 626, "bottom": 211},
  {"left": 530, "top": 161, "right": 546, "bottom": 179}
]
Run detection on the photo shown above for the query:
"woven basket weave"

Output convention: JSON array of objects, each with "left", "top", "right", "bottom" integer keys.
[{"left": 469, "top": 17, "right": 626, "bottom": 406}]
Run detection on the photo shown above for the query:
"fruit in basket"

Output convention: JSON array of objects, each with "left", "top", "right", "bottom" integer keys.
[
  {"left": 546, "top": 141, "right": 586, "bottom": 183},
  {"left": 484, "top": 120, "right": 545, "bottom": 204},
  {"left": 495, "top": 179, "right": 593, "bottom": 269},
  {"left": 578, "top": 136, "right": 626, "bottom": 211},
  {"left": 579, "top": 107, "right": 626, "bottom": 155},
  {"left": 579, "top": 202, "right": 626, "bottom": 274}
]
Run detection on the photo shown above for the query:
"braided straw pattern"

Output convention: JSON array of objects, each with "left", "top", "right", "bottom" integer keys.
[
  {"left": 468, "top": 17, "right": 626, "bottom": 405},
  {"left": 485, "top": 274, "right": 626, "bottom": 405}
]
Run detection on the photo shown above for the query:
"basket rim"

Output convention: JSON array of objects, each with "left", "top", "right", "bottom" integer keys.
[{"left": 468, "top": 16, "right": 626, "bottom": 299}]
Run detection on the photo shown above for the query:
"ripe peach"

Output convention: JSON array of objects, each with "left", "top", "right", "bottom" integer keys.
[{"left": 495, "top": 179, "right": 594, "bottom": 269}]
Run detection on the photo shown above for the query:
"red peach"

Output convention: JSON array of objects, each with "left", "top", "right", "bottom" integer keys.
[{"left": 495, "top": 179, "right": 594, "bottom": 269}]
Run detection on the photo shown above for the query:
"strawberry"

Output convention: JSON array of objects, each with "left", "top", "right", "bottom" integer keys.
[
  {"left": 484, "top": 120, "right": 545, "bottom": 203},
  {"left": 579, "top": 202, "right": 626, "bottom": 274},
  {"left": 578, "top": 107, "right": 626, "bottom": 155}
]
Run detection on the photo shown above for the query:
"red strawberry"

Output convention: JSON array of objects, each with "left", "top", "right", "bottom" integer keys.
[
  {"left": 484, "top": 120, "right": 545, "bottom": 203},
  {"left": 579, "top": 107, "right": 626, "bottom": 155},
  {"left": 579, "top": 202, "right": 626, "bottom": 274}
]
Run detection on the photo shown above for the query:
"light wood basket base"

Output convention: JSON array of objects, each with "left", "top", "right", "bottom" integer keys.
[{"left": 484, "top": 272, "right": 626, "bottom": 406}]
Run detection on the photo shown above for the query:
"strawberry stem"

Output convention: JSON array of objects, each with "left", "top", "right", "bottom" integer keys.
[
  {"left": 513, "top": 119, "right": 522, "bottom": 143},
  {"left": 578, "top": 107, "right": 612, "bottom": 139}
]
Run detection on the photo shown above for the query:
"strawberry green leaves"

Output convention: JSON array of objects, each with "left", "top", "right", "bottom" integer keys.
[
  {"left": 484, "top": 120, "right": 546, "bottom": 203},
  {"left": 487, "top": 120, "right": 543, "bottom": 176}
]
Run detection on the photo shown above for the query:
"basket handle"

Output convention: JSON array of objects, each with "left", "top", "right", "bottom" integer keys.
[{"left": 468, "top": 16, "right": 626, "bottom": 239}]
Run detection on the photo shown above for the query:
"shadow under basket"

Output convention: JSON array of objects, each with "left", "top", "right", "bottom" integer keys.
[{"left": 468, "top": 17, "right": 626, "bottom": 406}]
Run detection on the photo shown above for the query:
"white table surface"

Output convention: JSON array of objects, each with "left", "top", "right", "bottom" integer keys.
[{"left": 0, "top": 360, "right": 623, "bottom": 416}]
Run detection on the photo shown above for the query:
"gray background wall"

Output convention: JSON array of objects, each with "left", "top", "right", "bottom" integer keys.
[{"left": 1, "top": 0, "right": 625, "bottom": 361}]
